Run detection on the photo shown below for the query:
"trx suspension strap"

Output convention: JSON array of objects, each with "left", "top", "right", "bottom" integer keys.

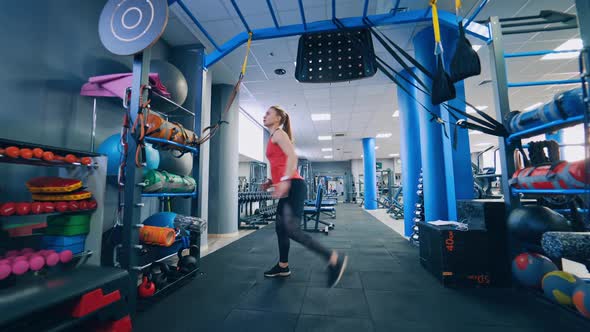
[
  {"left": 197, "top": 32, "right": 253, "bottom": 145},
  {"left": 366, "top": 21, "right": 506, "bottom": 136}
]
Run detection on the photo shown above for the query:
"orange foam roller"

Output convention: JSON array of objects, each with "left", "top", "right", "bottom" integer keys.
[{"left": 139, "top": 225, "right": 176, "bottom": 247}]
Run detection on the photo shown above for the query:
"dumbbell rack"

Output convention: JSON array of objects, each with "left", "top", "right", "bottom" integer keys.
[
  {"left": 238, "top": 191, "right": 278, "bottom": 230},
  {"left": 411, "top": 170, "right": 424, "bottom": 245},
  {"left": 0, "top": 138, "right": 133, "bottom": 331}
]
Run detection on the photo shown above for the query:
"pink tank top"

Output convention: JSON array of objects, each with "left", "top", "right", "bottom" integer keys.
[{"left": 266, "top": 138, "right": 303, "bottom": 184}]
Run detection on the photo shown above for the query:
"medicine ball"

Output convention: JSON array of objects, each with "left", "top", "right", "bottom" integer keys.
[
  {"left": 97, "top": 134, "right": 160, "bottom": 176},
  {"left": 149, "top": 60, "right": 188, "bottom": 113},
  {"left": 542, "top": 271, "right": 583, "bottom": 306},
  {"left": 573, "top": 283, "right": 590, "bottom": 318},
  {"left": 511, "top": 252, "right": 557, "bottom": 288},
  {"left": 507, "top": 206, "right": 572, "bottom": 244},
  {"left": 159, "top": 149, "right": 193, "bottom": 176}
]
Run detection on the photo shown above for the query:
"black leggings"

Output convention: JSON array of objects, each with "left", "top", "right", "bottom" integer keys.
[{"left": 276, "top": 179, "right": 332, "bottom": 263}]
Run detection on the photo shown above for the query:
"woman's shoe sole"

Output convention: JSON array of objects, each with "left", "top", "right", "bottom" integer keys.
[
  {"left": 264, "top": 271, "right": 291, "bottom": 278},
  {"left": 330, "top": 256, "right": 348, "bottom": 288}
]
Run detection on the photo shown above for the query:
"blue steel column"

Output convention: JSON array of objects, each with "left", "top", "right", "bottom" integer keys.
[
  {"left": 413, "top": 27, "right": 448, "bottom": 221},
  {"left": 362, "top": 137, "right": 378, "bottom": 210},
  {"left": 396, "top": 69, "right": 422, "bottom": 236}
]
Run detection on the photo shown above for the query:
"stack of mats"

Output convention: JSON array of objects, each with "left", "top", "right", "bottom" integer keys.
[{"left": 42, "top": 214, "right": 91, "bottom": 254}]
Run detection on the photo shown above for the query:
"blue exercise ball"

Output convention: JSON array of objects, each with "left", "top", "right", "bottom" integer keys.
[
  {"left": 143, "top": 212, "right": 177, "bottom": 228},
  {"left": 512, "top": 252, "right": 558, "bottom": 288},
  {"left": 97, "top": 133, "right": 160, "bottom": 176}
]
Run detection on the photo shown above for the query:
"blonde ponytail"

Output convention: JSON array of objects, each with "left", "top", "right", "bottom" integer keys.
[{"left": 270, "top": 105, "right": 294, "bottom": 142}]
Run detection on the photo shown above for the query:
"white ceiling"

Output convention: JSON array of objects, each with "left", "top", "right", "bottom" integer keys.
[{"left": 163, "top": 0, "right": 580, "bottom": 161}]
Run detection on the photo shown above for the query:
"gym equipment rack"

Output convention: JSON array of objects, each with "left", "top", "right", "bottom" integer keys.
[
  {"left": 487, "top": 0, "right": 590, "bottom": 321},
  {"left": 0, "top": 138, "right": 132, "bottom": 330}
]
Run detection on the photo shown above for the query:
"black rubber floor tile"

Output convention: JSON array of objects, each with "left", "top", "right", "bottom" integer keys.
[
  {"left": 237, "top": 282, "right": 307, "bottom": 314},
  {"left": 308, "top": 269, "right": 362, "bottom": 289},
  {"left": 301, "top": 287, "right": 370, "bottom": 318},
  {"left": 221, "top": 309, "right": 299, "bottom": 332},
  {"left": 295, "top": 315, "right": 374, "bottom": 332},
  {"left": 359, "top": 271, "right": 442, "bottom": 291}
]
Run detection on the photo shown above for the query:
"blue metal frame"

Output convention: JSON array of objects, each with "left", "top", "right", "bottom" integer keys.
[
  {"left": 504, "top": 49, "right": 581, "bottom": 58},
  {"left": 230, "top": 0, "right": 251, "bottom": 32},
  {"left": 507, "top": 79, "right": 583, "bottom": 88},
  {"left": 170, "top": 1, "right": 491, "bottom": 68},
  {"left": 142, "top": 191, "right": 197, "bottom": 198},
  {"left": 511, "top": 188, "right": 590, "bottom": 195},
  {"left": 507, "top": 115, "right": 585, "bottom": 143},
  {"left": 298, "top": 0, "right": 307, "bottom": 30},
  {"left": 144, "top": 137, "right": 199, "bottom": 154},
  {"left": 175, "top": 0, "right": 220, "bottom": 50},
  {"left": 465, "top": 0, "right": 490, "bottom": 27},
  {"left": 204, "top": 9, "right": 489, "bottom": 68},
  {"left": 266, "top": 0, "right": 280, "bottom": 28}
]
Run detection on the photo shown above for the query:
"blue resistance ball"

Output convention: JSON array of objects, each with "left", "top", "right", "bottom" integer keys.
[
  {"left": 143, "top": 212, "right": 177, "bottom": 228},
  {"left": 542, "top": 271, "right": 584, "bottom": 306},
  {"left": 97, "top": 133, "right": 160, "bottom": 176},
  {"left": 573, "top": 283, "right": 590, "bottom": 318},
  {"left": 511, "top": 252, "right": 558, "bottom": 288}
]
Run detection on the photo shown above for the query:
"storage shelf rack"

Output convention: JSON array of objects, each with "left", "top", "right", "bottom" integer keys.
[{"left": 485, "top": 0, "right": 590, "bottom": 322}]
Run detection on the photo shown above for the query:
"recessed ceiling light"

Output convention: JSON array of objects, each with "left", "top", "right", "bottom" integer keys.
[
  {"left": 321, "top": 148, "right": 333, "bottom": 152},
  {"left": 475, "top": 142, "right": 493, "bottom": 147},
  {"left": 324, "top": 155, "right": 333, "bottom": 159},
  {"left": 311, "top": 113, "right": 331, "bottom": 121},
  {"left": 274, "top": 68, "right": 286, "bottom": 75},
  {"left": 318, "top": 135, "right": 332, "bottom": 141},
  {"left": 541, "top": 38, "right": 582, "bottom": 60},
  {"left": 375, "top": 146, "right": 379, "bottom": 150},
  {"left": 389, "top": 153, "right": 399, "bottom": 157},
  {"left": 472, "top": 45, "right": 482, "bottom": 52},
  {"left": 376, "top": 132, "right": 392, "bottom": 138},
  {"left": 466, "top": 105, "right": 488, "bottom": 114},
  {"left": 469, "top": 130, "right": 483, "bottom": 135},
  {"left": 524, "top": 102, "right": 543, "bottom": 111},
  {"left": 392, "top": 110, "right": 400, "bottom": 117}
]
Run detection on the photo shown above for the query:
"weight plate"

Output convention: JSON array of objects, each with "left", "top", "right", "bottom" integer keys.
[{"left": 99, "top": 0, "right": 168, "bottom": 55}]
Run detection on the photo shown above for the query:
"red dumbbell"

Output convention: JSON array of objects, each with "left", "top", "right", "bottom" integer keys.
[
  {"left": 31, "top": 202, "right": 43, "bottom": 214},
  {"left": 19, "top": 148, "right": 33, "bottom": 159},
  {"left": 60, "top": 250, "right": 73, "bottom": 264},
  {"left": 55, "top": 201, "right": 68, "bottom": 213},
  {"left": 0, "top": 263, "right": 11, "bottom": 281},
  {"left": 68, "top": 201, "right": 79, "bottom": 211},
  {"left": 32, "top": 148, "right": 44, "bottom": 159},
  {"left": 39, "top": 250, "right": 60, "bottom": 267},
  {"left": 42, "top": 151, "right": 55, "bottom": 161},
  {"left": 11, "top": 260, "right": 29, "bottom": 275},
  {"left": 5, "top": 146, "right": 20, "bottom": 158},
  {"left": 87, "top": 200, "right": 98, "bottom": 209},
  {"left": 0, "top": 202, "right": 16, "bottom": 216},
  {"left": 41, "top": 202, "right": 55, "bottom": 213},
  {"left": 13, "top": 255, "right": 27, "bottom": 262},
  {"left": 16, "top": 202, "right": 31, "bottom": 216},
  {"left": 28, "top": 255, "right": 45, "bottom": 271},
  {"left": 79, "top": 200, "right": 88, "bottom": 210}
]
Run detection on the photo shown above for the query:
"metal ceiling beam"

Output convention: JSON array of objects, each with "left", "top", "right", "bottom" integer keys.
[
  {"left": 204, "top": 9, "right": 490, "bottom": 68},
  {"left": 266, "top": 0, "right": 280, "bottom": 28}
]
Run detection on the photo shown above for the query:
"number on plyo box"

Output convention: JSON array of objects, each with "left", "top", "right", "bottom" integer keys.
[{"left": 445, "top": 231, "right": 455, "bottom": 252}]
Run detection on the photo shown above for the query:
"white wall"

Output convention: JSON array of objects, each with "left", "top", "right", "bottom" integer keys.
[
  {"left": 238, "top": 162, "right": 250, "bottom": 179},
  {"left": 238, "top": 111, "right": 264, "bottom": 162}
]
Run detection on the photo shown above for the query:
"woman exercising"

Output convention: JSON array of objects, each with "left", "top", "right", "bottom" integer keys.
[{"left": 260, "top": 106, "right": 348, "bottom": 287}]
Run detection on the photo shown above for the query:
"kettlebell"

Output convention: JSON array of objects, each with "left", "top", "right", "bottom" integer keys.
[
  {"left": 177, "top": 245, "right": 199, "bottom": 274},
  {"left": 138, "top": 275, "right": 156, "bottom": 298},
  {"left": 150, "top": 262, "right": 170, "bottom": 289}
]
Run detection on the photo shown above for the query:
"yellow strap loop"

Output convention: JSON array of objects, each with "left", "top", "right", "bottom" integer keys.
[
  {"left": 241, "top": 32, "right": 253, "bottom": 76},
  {"left": 430, "top": 0, "right": 441, "bottom": 43},
  {"left": 455, "top": 0, "right": 462, "bottom": 10}
]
